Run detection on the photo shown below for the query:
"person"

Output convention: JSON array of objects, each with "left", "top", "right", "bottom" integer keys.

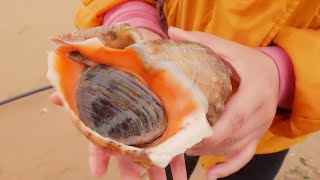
[{"left": 50, "top": 0, "right": 320, "bottom": 179}]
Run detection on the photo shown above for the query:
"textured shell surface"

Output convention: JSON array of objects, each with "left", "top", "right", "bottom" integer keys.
[{"left": 47, "top": 23, "right": 232, "bottom": 167}]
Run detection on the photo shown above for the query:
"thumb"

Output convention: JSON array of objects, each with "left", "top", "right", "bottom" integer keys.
[
  {"left": 168, "top": 27, "right": 207, "bottom": 43},
  {"left": 168, "top": 27, "right": 243, "bottom": 61},
  {"left": 206, "top": 140, "right": 258, "bottom": 179}
]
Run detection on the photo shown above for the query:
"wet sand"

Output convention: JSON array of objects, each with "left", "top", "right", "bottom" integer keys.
[{"left": 0, "top": 0, "right": 319, "bottom": 180}]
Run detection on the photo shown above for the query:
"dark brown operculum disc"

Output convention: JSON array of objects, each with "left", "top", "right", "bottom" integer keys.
[{"left": 76, "top": 64, "right": 167, "bottom": 146}]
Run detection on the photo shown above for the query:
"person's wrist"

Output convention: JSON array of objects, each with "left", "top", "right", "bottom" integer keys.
[
  {"left": 258, "top": 46, "right": 295, "bottom": 109},
  {"left": 102, "top": 1, "right": 167, "bottom": 39}
]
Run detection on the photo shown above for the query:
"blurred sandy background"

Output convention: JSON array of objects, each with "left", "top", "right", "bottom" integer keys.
[{"left": 0, "top": 0, "right": 319, "bottom": 179}]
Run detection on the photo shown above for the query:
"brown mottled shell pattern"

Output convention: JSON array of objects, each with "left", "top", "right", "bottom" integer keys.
[{"left": 132, "top": 40, "right": 232, "bottom": 124}]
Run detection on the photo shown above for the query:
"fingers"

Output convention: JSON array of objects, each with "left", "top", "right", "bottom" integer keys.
[
  {"left": 49, "top": 92, "right": 63, "bottom": 106},
  {"left": 148, "top": 166, "right": 167, "bottom": 180},
  {"left": 88, "top": 143, "right": 166, "bottom": 180},
  {"left": 186, "top": 133, "right": 251, "bottom": 157},
  {"left": 168, "top": 27, "right": 242, "bottom": 59},
  {"left": 170, "top": 154, "right": 187, "bottom": 180},
  {"left": 168, "top": 27, "right": 227, "bottom": 47},
  {"left": 137, "top": 28, "right": 162, "bottom": 41},
  {"left": 206, "top": 140, "right": 258, "bottom": 179},
  {"left": 167, "top": 27, "right": 254, "bottom": 80},
  {"left": 203, "top": 86, "right": 254, "bottom": 145},
  {"left": 186, "top": 86, "right": 263, "bottom": 156},
  {"left": 148, "top": 155, "right": 187, "bottom": 180},
  {"left": 89, "top": 143, "right": 110, "bottom": 177},
  {"left": 169, "top": 28, "right": 258, "bottom": 148},
  {"left": 117, "top": 155, "right": 141, "bottom": 180}
]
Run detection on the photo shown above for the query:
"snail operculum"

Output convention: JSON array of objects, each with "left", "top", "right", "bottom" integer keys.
[{"left": 69, "top": 51, "right": 167, "bottom": 147}]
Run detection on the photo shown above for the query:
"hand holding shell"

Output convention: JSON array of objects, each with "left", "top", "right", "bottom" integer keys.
[{"left": 47, "top": 23, "right": 232, "bottom": 168}]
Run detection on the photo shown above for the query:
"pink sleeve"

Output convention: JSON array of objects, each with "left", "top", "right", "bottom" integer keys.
[
  {"left": 102, "top": 1, "right": 167, "bottom": 38},
  {"left": 259, "top": 46, "right": 295, "bottom": 109}
]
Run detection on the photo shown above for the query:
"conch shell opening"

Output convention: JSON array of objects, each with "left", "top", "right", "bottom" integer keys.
[
  {"left": 47, "top": 23, "right": 232, "bottom": 168},
  {"left": 72, "top": 51, "right": 167, "bottom": 147}
]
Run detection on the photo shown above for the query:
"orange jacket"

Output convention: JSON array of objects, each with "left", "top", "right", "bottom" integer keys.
[{"left": 74, "top": 0, "right": 320, "bottom": 169}]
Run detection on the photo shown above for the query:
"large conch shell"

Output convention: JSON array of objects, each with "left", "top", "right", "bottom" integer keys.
[{"left": 47, "top": 23, "right": 232, "bottom": 168}]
